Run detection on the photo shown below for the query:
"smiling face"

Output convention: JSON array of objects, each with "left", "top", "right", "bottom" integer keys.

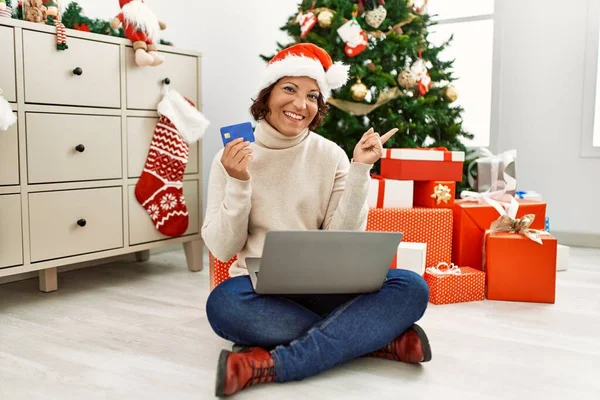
[{"left": 264, "top": 76, "right": 321, "bottom": 137}]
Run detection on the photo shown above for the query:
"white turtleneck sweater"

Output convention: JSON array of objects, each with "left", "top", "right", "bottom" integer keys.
[{"left": 201, "top": 120, "right": 372, "bottom": 277}]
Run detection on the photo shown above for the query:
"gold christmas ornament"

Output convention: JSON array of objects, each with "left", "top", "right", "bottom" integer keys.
[
  {"left": 318, "top": 10, "right": 333, "bottom": 28},
  {"left": 445, "top": 85, "right": 458, "bottom": 103},
  {"left": 431, "top": 184, "right": 452, "bottom": 204},
  {"left": 351, "top": 80, "right": 369, "bottom": 102},
  {"left": 397, "top": 68, "right": 417, "bottom": 89}
]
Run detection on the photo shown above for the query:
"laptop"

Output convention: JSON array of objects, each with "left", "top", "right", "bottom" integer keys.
[{"left": 246, "top": 230, "right": 403, "bottom": 295}]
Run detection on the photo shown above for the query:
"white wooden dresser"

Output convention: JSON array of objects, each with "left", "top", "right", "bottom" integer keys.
[{"left": 0, "top": 18, "right": 204, "bottom": 292}]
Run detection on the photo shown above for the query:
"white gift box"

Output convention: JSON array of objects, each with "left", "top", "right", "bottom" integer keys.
[
  {"left": 368, "top": 177, "right": 413, "bottom": 208},
  {"left": 392, "top": 242, "right": 427, "bottom": 275},
  {"left": 557, "top": 244, "right": 569, "bottom": 272}
]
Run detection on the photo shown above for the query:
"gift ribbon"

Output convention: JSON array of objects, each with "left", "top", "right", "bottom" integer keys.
[
  {"left": 371, "top": 174, "right": 386, "bottom": 208},
  {"left": 426, "top": 262, "right": 462, "bottom": 276},
  {"left": 467, "top": 148, "right": 517, "bottom": 192},
  {"left": 460, "top": 189, "right": 520, "bottom": 218},
  {"left": 385, "top": 147, "right": 452, "bottom": 161}
]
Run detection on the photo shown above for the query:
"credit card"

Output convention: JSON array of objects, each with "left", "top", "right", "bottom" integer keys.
[{"left": 220, "top": 122, "right": 255, "bottom": 147}]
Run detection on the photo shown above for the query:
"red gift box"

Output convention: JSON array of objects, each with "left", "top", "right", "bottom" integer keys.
[
  {"left": 367, "top": 208, "right": 452, "bottom": 267},
  {"left": 414, "top": 181, "right": 456, "bottom": 209},
  {"left": 209, "top": 252, "right": 236, "bottom": 290},
  {"left": 424, "top": 263, "right": 486, "bottom": 305},
  {"left": 453, "top": 197, "right": 546, "bottom": 271},
  {"left": 380, "top": 148, "right": 464, "bottom": 181},
  {"left": 485, "top": 229, "right": 557, "bottom": 304}
]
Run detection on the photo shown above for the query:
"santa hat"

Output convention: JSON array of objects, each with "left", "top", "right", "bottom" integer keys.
[
  {"left": 119, "top": 0, "right": 138, "bottom": 8},
  {"left": 258, "top": 43, "right": 349, "bottom": 100}
]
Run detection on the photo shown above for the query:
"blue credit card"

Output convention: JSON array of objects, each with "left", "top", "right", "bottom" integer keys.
[{"left": 220, "top": 122, "right": 255, "bottom": 147}]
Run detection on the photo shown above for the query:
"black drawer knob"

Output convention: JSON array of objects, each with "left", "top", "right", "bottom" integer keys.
[
  {"left": 75, "top": 144, "right": 85, "bottom": 152},
  {"left": 73, "top": 67, "right": 83, "bottom": 76},
  {"left": 77, "top": 219, "right": 87, "bottom": 227},
  {"left": 163, "top": 77, "right": 171, "bottom": 85}
]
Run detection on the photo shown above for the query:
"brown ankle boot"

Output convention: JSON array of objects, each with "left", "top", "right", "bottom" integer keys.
[
  {"left": 216, "top": 347, "right": 276, "bottom": 397},
  {"left": 368, "top": 324, "right": 432, "bottom": 363}
]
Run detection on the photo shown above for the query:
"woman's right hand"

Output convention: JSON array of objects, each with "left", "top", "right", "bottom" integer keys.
[{"left": 221, "top": 138, "right": 253, "bottom": 181}]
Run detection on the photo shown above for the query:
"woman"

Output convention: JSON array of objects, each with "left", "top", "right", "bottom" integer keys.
[{"left": 202, "top": 43, "right": 430, "bottom": 397}]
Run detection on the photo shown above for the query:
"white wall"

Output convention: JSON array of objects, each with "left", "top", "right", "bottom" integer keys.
[
  {"left": 71, "top": 0, "right": 298, "bottom": 215},
  {"left": 494, "top": 0, "right": 600, "bottom": 235},
  {"left": 71, "top": 0, "right": 600, "bottom": 236}
]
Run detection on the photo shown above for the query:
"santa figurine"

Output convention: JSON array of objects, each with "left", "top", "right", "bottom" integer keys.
[{"left": 110, "top": 0, "right": 167, "bottom": 67}]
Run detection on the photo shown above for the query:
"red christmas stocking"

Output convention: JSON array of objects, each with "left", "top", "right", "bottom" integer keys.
[{"left": 135, "top": 90, "right": 209, "bottom": 237}]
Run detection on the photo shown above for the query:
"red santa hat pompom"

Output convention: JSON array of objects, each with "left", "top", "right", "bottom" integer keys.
[{"left": 258, "top": 43, "right": 349, "bottom": 100}]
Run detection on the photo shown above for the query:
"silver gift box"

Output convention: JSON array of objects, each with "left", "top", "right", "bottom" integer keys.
[{"left": 468, "top": 149, "right": 517, "bottom": 195}]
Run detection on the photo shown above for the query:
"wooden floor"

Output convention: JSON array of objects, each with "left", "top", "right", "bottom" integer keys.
[{"left": 1, "top": 247, "right": 599, "bottom": 400}]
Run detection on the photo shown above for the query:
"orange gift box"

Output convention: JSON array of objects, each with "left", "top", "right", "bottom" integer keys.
[
  {"left": 367, "top": 208, "right": 452, "bottom": 267},
  {"left": 485, "top": 233, "right": 557, "bottom": 303},
  {"left": 414, "top": 181, "right": 456, "bottom": 209},
  {"left": 380, "top": 148, "right": 464, "bottom": 181},
  {"left": 209, "top": 252, "right": 236, "bottom": 290},
  {"left": 424, "top": 264, "right": 485, "bottom": 305},
  {"left": 452, "top": 200, "right": 546, "bottom": 271}
]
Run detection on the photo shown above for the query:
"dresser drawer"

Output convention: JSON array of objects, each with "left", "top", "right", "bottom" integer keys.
[
  {"left": 22, "top": 30, "right": 121, "bottom": 108},
  {"left": 0, "top": 194, "right": 23, "bottom": 268},
  {"left": 0, "top": 26, "right": 16, "bottom": 102},
  {"left": 29, "top": 187, "right": 123, "bottom": 262},
  {"left": 126, "top": 117, "right": 198, "bottom": 178},
  {"left": 0, "top": 113, "right": 19, "bottom": 186},
  {"left": 126, "top": 49, "right": 198, "bottom": 110},
  {"left": 26, "top": 113, "right": 122, "bottom": 184},
  {"left": 128, "top": 180, "right": 199, "bottom": 245}
]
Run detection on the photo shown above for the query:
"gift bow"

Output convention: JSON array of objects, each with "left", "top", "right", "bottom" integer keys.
[
  {"left": 467, "top": 148, "right": 517, "bottom": 193},
  {"left": 488, "top": 214, "right": 544, "bottom": 245},
  {"left": 426, "top": 262, "right": 462, "bottom": 276},
  {"left": 431, "top": 184, "right": 452, "bottom": 204},
  {"left": 460, "top": 189, "right": 520, "bottom": 218}
]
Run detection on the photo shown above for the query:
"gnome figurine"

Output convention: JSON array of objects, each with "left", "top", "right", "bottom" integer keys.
[
  {"left": 43, "top": 0, "right": 59, "bottom": 24},
  {"left": 111, "top": 0, "right": 167, "bottom": 67}
]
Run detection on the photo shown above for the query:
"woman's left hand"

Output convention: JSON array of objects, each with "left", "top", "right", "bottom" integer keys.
[{"left": 352, "top": 127, "right": 399, "bottom": 165}]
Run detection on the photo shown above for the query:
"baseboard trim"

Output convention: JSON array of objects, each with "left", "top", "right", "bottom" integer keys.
[
  {"left": 551, "top": 231, "right": 600, "bottom": 248},
  {"left": 0, "top": 245, "right": 188, "bottom": 286}
]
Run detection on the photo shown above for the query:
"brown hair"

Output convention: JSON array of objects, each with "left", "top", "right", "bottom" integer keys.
[{"left": 250, "top": 83, "right": 329, "bottom": 131}]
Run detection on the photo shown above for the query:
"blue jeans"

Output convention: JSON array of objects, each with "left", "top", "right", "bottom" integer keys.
[{"left": 205, "top": 269, "right": 429, "bottom": 382}]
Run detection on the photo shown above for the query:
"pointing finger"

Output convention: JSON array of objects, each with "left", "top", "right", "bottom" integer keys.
[{"left": 380, "top": 128, "right": 399, "bottom": 144}]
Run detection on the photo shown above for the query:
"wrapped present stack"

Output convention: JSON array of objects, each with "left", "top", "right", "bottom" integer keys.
[
  {"left": 432, "top": 147, "right": 569, "bottom": 305},
  {"left": 367, "top": 147, "right": 466, "bottom": 277}
]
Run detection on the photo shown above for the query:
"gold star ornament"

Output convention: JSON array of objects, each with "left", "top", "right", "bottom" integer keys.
[{"left": 431, "top": 184, "right": 452, "bottom": 204}]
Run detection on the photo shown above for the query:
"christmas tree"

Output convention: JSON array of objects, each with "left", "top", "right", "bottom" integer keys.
[{"left": 262, "top": 0, "right": 473, "bottom": 190}]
